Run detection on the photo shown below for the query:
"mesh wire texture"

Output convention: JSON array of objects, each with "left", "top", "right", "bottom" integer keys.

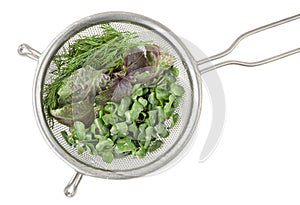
[{"left": 42, "top": 21, "right": 196, "bottom": 177}]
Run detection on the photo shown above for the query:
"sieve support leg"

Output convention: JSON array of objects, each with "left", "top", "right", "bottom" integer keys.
[
  {"left": 18, "top": 43, "right": 41, "bottom": 61},
  {"left": 64, "top": 172, "right": 83, "bottom": 197}
]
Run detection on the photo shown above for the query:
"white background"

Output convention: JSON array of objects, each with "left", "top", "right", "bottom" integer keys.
[{"left": 1, "top": 0, "right": 300, "bottom": 204}]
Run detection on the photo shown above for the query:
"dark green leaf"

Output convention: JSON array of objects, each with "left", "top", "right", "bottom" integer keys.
[
  {"left": 148, "top": 140, "right": 163, "bottom": 152},
  {"left": 170, "top": 113, "right": 179, "bottom": 128},
  {"left": 94, "top": 118, "right": 109, "bottom": 137},
  {"left": 77, "top": 143, "right": 85, "bottom": 154},
  {"left": 61, "top": 131, "right": 70, "bottom": 144},
  {"left": 169, "top": 66, "right": 179, "bottom": 77}
]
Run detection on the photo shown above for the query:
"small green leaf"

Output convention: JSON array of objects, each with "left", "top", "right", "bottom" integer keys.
[
  {"left": 172, "top": 97, "right": 181, "bottom": 108},
  {"left": 102, "top": 113, "right": 119, "bottom": 125},
  {"left": 169, "top": 94, "right": 176, "bottom": 103},
  {"left": 61, "top": 131, "right": 70, "bottom": 144},
  {"left": 157, "top": 123, "right": 169, "bottom": 138},
  {"left": 128, "top": 123, "right": 138, "bottom": 139},
  {"left": 110, "top": 122, "right": 128, "bottom": 136},
  {"left": 68, "top": 138, "right": 75, "bottom": 144},
  {"left": 164, "top": 101, "right": 175, "bottom": 118},
  {"left": 170, "top": 66, "right": 179, "bottom": 77},
  {"left": 96, "top": 139, "right": 114, "bottom": 152},
  {"left": 117, "top": 96, "right": 131, "bottom": 116},
  {"left": 101, "top": 149, "right": 114, "bottom": 163},
  {"left": 145, "top": 127, "right": 154, "bottom": 148},
  {"left": 94, "top": 118, "right": 109, "bottom": 136},
  {"left": 111, "top": 135, "right": 118, "bottom": 142},
  {"left": 138, "top": 97, "right": 148, "bottom": 107},
  {"left": 73, "top": 121, "right": 86, "bottom": 141},
  {"left": 170, "top": 83, "right": 184, "bottom": 97},
  {"left": 125, "top": 101, "right": 144, "bottom": 123},
  {"left": 143, "top": 88, "right": 149, "bottom": 95},
  {"left": 132, "top": 83, "right": 141, "bottom": 93},
  {"left": 148, "top": 110, "right": 158, "bottom": 126},
  {"left": 135, "top": 147, "right": 147, "bottom": 158},
  {"left": 131, "top": 101, "right": 144, "bottom": 121},
  {"left": 148, "top": 140, "right": 163, "bottom": 152},
  {"left": 115, "top": 139, "right": 136, "bottom": 153},
  {"left": 98, "top": 109, "right": 104, "bottom": 118},
  {"left": 164, "top": 72, "right": 176, "bottom": 83},
  {"left": 104, "top": 102, "right": 117, "bottom": 113},
  {"left": 132, "top": 87, "right": 143, "bottom": 100},
  {"left": 110, "top": 125, "right": 118, "bottom": 135},
  {"left": 170, "top": 113, "right": 179, "bottom": 128},
  {"left": 77, "top": 143, "right": 85, "bottom": 154},
  {"left": 156, "top": 106, "right": 166, "bottom": 123},
  {"left": 117, "top": 136, "right": 131, "bottom": 144},
  {"left": 137, "top": 124, "right": 147, "bottom": 141},
  {"left": 85, "top": 132, "right": 93, "bottom": 141},
  {"left": 145, "top": 126, "right": 155, "bottom": 137},
  {"left": 148, "top": 92, "right": 156, "bottom": 105},
  {"left": 155, "top": 86, "right": 169, "bottom": 102},
  {"left": 125, "top": 110, "right": 133, "bottom": 124},
  {"left": 86, "top": 143, "right": 97, "bottom": 155},
  {"left": 90, "top": 124, "right": 96, "bottom": 135}
]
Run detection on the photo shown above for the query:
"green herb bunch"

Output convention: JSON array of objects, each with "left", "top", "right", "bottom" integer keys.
[{"left": 44, "top": 24, "right": 185, "bottom": 163}]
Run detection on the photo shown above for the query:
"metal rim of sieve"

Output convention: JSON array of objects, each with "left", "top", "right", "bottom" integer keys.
[{"left": 33, "top": 11, "right": 202, "bottom": 180}]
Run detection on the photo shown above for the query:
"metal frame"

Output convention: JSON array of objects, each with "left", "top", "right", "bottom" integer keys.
[{"left": 30, "top": 11, "right": 202, "bottom": 182}]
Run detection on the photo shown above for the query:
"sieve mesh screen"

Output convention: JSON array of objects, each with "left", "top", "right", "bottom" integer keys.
[{"left": 42, "top": 21, "right": 194, "bottom": 175}]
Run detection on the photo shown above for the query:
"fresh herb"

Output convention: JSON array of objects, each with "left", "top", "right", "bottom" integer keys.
[
  {"left": 44, "top": 25, "right": 146, "bottom": 125},
  {"left": 45, "top": 24, "right": 184, "bottom": 163}
]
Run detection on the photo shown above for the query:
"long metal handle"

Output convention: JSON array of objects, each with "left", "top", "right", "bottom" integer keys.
[
  {"left": 18, "top": 43, "right": 41, "bottom": 61},
  {"left": 198, "top": 13, "right": 300, "bottom": 74},
  {"left": 64, "top": 172, "right": 83, "bottom": 197}
]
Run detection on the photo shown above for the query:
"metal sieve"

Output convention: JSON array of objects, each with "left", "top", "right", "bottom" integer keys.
[{"left": 18, "top": 12, "right": 300, "bottom": 197}]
